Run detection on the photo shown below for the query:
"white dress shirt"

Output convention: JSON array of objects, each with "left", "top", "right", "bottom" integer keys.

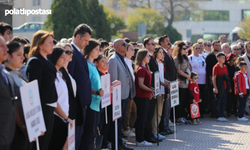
[{"left": 124, "top": 57, "right": 135, "bottom": 81}]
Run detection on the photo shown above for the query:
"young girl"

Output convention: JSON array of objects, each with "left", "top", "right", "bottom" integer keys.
[
  {"left": 188, "top": 71, "right": 202, "bottom": 125},
  {"left": 134, "top": 49, "right": 154, "bottom": 147},
  {"left": 234, "top": 61, "right": 250, "bottom": 121}
]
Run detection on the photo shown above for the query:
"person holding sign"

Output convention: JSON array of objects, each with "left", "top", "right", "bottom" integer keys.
[
  {"left": 26, "top": 30, "right": 58, "bottom": 150},
  {"left": 188, "top": 72, "right": 202, "bottom": 125},
  {"left": 3, "top": 41, "right": 32, "bottom": 150},
  {"left": 82, "top": 39, "right": 104, "bottom": 150},
  {"left": 47, "top": 47, "right": 74, "bottom": 150},
  {"left": 134, "top": 49, "right": 154, "bottom": 147}
]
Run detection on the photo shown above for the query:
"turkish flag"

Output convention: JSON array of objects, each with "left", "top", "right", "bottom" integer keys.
[{"left": 190, "top": 103, "right": 200, "bottom": 119}]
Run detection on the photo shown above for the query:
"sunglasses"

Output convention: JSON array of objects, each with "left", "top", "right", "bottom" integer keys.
[
  {"left": 148, "top": 43, "right": 156, "bottom": 46},
  {"left": 194, "top": 47, "right": 201, "bottom": 50},
  {"left": 233, "top": 48, "right": 240, "bottom": 50},
  {"left": 122, "top": 43, "right": 128, "bottom": 47},
  {"left": 65, "top": 50, "right": 73, "bottom": 55},
  {"left": 182, "top": 48, "right": 186, "bottom": 50},
  {"left": 193, "top": 77, "right": 199, "bottom": 79}
]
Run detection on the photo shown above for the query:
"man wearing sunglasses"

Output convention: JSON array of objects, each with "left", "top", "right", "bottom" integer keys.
[
  {"left": 231, "top": 45, "right": 241, "bottom": 57},
  {"left": 203, "top": 40, "right": 212, "bottom": 55},
  {"left": 109, "top": 38, "right": 135, "bottom": 150}
]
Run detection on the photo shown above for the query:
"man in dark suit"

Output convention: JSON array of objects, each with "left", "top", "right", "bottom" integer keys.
[
  {"left": 109, "top": 39, "right": 135, "bottom": 150},
  {"left": 67, "top": 24, "right": 92, "bottom": 150},
  {"left": 159, "top": 35, "right": 175, "bottom": 135},
  {"left": 0, "top": 36, "right": 15, "bottom": 150}
]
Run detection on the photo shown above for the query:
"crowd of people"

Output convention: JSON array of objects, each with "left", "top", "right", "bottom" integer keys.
[{"left": 1, "top": 21, "right": 250, "bottom": 150}]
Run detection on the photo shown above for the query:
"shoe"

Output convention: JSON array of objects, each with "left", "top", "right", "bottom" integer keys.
[
  {"left": 153, "top": 134, "right": 166, "bottom": 140},
  {"left": 238, "top": 117, "right": 249, "bottom": 121},
  {"left": 166, "top": 129, "right": 174, "bottom": 134},
  {"left": 222, "top": 117, "right": 228, "bottom": 122},
  {"left": 152, "top": 136, "right": 162, "bottom": 142},
  {"left": 196, "top": 119, "right": 202, "bottom": 124},
  {"left": 123, "top": 129, "right": 135, "bottom": 137},
  {"left": 136, "top": 140, "right": 153, "bottom": 147},
  {"left": 145, "top": 137, "right": 157, "bottom": 143},
  {"left": 122, "top": 138, "right": 128, "bottom": 143},
  {"left": 169, "top": 120, "right": 175, "bottom": 126},
  {"left": 217, "top": 117, "right": 224, "bottom": 122},
  {"left": 177, "top": 118, "right": 186, "bottom": 125},
  {"left": 121, "top": 143, "right": 134, "bottom": 150},
  {"left": 192, "top": 119, "right": 198, "bottom": 125}
]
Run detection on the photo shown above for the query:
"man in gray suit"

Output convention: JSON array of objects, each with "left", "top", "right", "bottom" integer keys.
[
  {"left": 0, "top": 36, "right": 15, "bottom": 150},
  {"left": 109, "top": 39, "right": 135, "bottom": 150}
]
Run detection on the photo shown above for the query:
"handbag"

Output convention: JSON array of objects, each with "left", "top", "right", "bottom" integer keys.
[{"left": 93, "top": 127, "right": 103, "bottom": 150}]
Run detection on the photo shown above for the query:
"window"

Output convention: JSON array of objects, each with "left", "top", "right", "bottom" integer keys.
[
  {"left": 242, "top": 9, "right": 250, "bottom": 20},
  {"left": 32, "top": 16, "right": 41, "bottom": 22},
  {"left": 33, "top": 0, "right": 41, "bottom": 6},
  {"left": 203, "top": 10, "right": 229, "bottom": 21}
]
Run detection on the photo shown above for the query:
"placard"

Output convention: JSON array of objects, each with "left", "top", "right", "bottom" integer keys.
[
  {"left": 20, "top": 80, "right": 46, "bottom": 142},
  {"left": 101, "top": 74, "right": 111, "bottom": 108},
  {"left": 154, "top": 71, "right": 160, "bottom": 96},
  {"left": 170, "top": 81, "right": 179, "bottom": 108},
  {"left": 112, "top": 83, "right": 121, "bottom": 121},
  {"left": 68, "top": 120, "right": 75, "bottom": 150},
  {"left": 190, "top": 103, "right": 200, "bottom": 119}
]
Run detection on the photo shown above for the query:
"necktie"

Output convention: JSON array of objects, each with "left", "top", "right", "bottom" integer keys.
[{"left": 0, "top": 65, "right": 9, "bottom": 85}]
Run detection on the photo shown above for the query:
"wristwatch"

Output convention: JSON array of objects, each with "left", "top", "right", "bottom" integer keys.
[{"left": 96, "top": 90, "right": 100, "bottom": 96}]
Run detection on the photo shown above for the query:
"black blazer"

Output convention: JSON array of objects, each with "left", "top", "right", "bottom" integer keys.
[
  {"left": 60, "top": 67, "right": 76, "bottom": 119},
  {"left": 26, "top": 54, "right": 58, "bottom": 105},
  {"left": 163, "top": 51, "right": 177, "bottom": 81},
  {"left": 67, "top": 44, "right": 91, "bottom": 125},
  {"left": 148, "top": 55, "right": 159, "bottom": 87}
]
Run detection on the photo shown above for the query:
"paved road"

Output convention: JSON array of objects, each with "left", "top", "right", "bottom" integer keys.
[{"left": 126, "top": 115, "right": 250, "bottom": 150}]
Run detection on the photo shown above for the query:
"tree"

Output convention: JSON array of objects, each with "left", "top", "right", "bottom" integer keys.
[
  {"left": 85, "top": 0, "right": 111, "bottom": 41},
  {"left": 104, "top": 7, "right": 126, "bottom": 37},
  {"left": 239, "top": 16, "right": 250, "bottom": 41},
  {"left": 126, "top": 8, "right": 165, "bottom": 36},
  {"left": 44, "top": 0, "right": 87, "bottom": 40},
  {"left": 163, "top": 25, "right": 182, "bottom": 43}
]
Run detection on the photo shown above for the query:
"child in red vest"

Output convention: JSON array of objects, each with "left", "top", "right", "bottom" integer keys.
[
  {"left": 188, "top": 71, "right": 202, "bottom": 125},
  {"left": 233, "top": 61, "right": 250, "bottom": 121}
]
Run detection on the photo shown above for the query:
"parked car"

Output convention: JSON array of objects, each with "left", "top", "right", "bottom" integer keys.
[{"left": 13, "top": 22, "right": 44, "bottom": 41}]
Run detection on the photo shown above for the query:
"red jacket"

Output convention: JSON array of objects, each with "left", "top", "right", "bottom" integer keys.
[{"left": 233, "top": 71, "right": 250, "bottom": 95}]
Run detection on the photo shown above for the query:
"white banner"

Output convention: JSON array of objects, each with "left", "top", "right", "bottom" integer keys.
[
  {"left": 101, "top": 74, "right": 111, "bottom": 108},
  {"left": 20, "top": 80, "right": 46, "bottom": 142},
  {"left": 68, "top": 120, "right": 75, "bottom": 150},
  {"left": 154, "top": 71, "right": 160, "bottom": 96},
  {"left": 170, "top": 81, "right": 179, "bottom": 108},
  {"left": 112, "top": 83, "right": 121, "bottom": 121}
]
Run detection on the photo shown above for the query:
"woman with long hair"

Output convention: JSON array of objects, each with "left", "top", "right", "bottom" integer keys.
[
  {"left": 172, "top": 41, "right": 192, "bottom": 124},
  {"left": 26, "top": 30, "right": 57, "bottom": 150},
  {"left": 134, "top": 49, "right": 154, "bottom": 147}
]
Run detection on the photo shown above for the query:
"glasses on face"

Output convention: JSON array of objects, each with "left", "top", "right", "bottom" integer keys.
[
  {"left": 6, "top": 30, "right": 13, "bottom": 35},
  {"left": 207, "top": 45, "right": 211, "bottom": 47},
  {"left": 65, "top": 50, "right": 73, "bottom": 55},
  {"left": 193, "top": 77, "right": 199, "bottom": 80},
  {"left": 148, "top": 43, "right": 156, "bottom": 46},
  {"left": 194, "top": 47, "right": 201, "bottom": 50},
  {"left": 233, "top": 48, "right": 240, "bottom": 50},
  {"left": 182, "top": 48, "right": 186, "bottom": 50},
  {"left": 122, "top": 43, "right": 128, "bottom": 47}
]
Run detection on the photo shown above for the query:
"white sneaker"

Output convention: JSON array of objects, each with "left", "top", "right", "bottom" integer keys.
[
  {"left": 169, "top": 120, "right": 174, "bottom": 126},
  {"left": 217, "top": 117, "right": 224, "bottom": 122},
  {"left": 137, "top": 140, "right": 153, "bottom": 147},
  {"left": 222, "top": 117, "right": 228, "bottom": 122},
  {"left": 238, "top": 117, "right": 249, "bottom": 121},
  {"left": 123, "top": 129, "right": 135, "bottom": 137},
  {"left": 154, "top": 134, "right": 165, "bottom": 140}
]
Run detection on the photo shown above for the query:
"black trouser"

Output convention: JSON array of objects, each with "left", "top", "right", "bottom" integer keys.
[
  {"left": 134, "top": 97, "right": 150, "bottom": 142},
  {"left": 226, "top": 83, "right": 237, "bottom": 115},
  {"left": 176, "top": 88, "right": 189, "bottom": 119},
  {"left": 11, "top": 125, "right": 32, "bottom": 150},
  {"left": 32, "top": 105, "right": 55, "bottom": 150},
  {"left": 111, "top": 98, "right": 129, "bottom": 150},
  {"left": 144, "top": 98, "right": 156, "bottom": 139},
  {"left": 238, "top": 90, "right": 249, "bottom": 118},
  {"left": 159, "top": 91, "right": 171, "bottom": 132},
  {"left": 77, "top": 106, "right": 87, "bottom": 150},
  {"left": 82, "top": 108, "right": 99, "bottom": 150},
  {"left": 48, "top": 115, "right": 68, "bottom": 150},
  {"left": 198, "top": 84, "right": 207, "bottom": 115},
  {"left": 208, "top": 83, "right": 216, "bottom": 117},
  {"left": 215, "top": 89, "right": 227, "bottom": 118},
  {"left": 101, "top": 104, "right": 112, "bottom": 148}
]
